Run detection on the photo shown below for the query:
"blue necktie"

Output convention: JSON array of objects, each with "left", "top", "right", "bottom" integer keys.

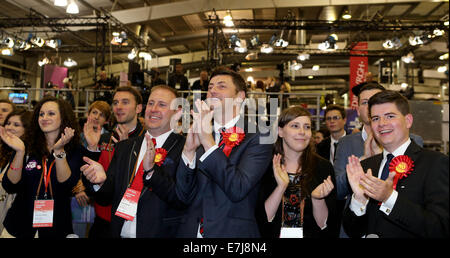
[{"left": 381, "top": 154, "right": 394, "bottom": 180}]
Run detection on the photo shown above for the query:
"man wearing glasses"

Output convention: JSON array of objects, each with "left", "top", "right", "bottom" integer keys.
[{"left": 316, "top": 104, "right": 347, "bottom": 165}]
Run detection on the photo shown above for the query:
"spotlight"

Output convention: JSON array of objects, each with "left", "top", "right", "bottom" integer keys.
[
  {"left": 45, "top": 39, "right": 61, "bottom": 49},
  {"left": 66, "top": 0, "right": 79, "bottom": 14},
  {"left": 128, "top": 48, "right": 138, "bottom": 60},
  {"left": 291, "top": 61, "right": 302, "bottom": 71},
  {"left": 139, "top": 51, "right": 152, "bottom": 60},
  {"left": 223, "top": 11, "right": 234, "bottom": 27},
  {"left": 38, "top": 57, "right": 50, "bottom": 66},
  {"left": 31, "top": 37, "right": 45, "bottom": 47},
  {"left": 260, "top": 44, "right": 273, "bottom": 54},
  {"left": 342, "top": 10, "right": 351, "bottom": 20},
  {"left": 439, "top": 53, "right": 448, "bottom": 60},
  {"left": 1, "top": 47, "right": 13, "bottom": 56},
  {"left": 63, "top": 58, "right": 77, "bottom": 67},
  {"left": 433, "top": 29, "right": 445, "bottom": 36},
  {"left": 401, "top": 52, "right": 415, "bottom": 63},
  {"left": 409, "top": 35, "right": 423, "bottom": 46},
  {"left": 437, "top": 65, "right": 447, "bottom": 73},
  {"left": 383, "top": 39, "right": 394, "bottom": 49},
  {"left": 3, "top": 37, "right": 14, "bottom": 48},
  {"left": 274, "top": 38, "right": 288, "bottom": 48},
  {"left": 250, "top": 35, "right": 260, "bottom": 47},
  {"left": 312, "top": 65, "right": 320, "bottom": 71},
  {"left": 297, "top": 53, "right": 310, "bottom": 61}
]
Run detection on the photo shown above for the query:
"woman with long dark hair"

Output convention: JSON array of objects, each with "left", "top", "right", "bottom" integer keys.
[
  {"left": 0, "top": 96, "right": 83, "bottom": 238},
  {"left": 257, "top": 106, "right": 338, "bottom": 238},
  {"left": 0, "top": 109, "right": 32, "bottom": 235}
]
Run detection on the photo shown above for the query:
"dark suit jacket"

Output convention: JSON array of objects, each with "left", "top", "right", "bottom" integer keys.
[
  {"left": 256, "top": 154, "right": 339, "bottom": 238},
  {"left": 316, "top": 137, "right": 332, "bottom": 162},
  {"left": 92, "top": 132, "right": 186, "bottom": 238},
  {"left": 175, "top": 119, "right": 273, "bottom": 238},
  {"left": 342, "top": 141, "right": 449, "bottom": 238}
]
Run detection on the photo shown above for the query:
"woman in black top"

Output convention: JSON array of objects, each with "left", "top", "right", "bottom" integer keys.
[
  {"left": 257, "top": 106, "right": 338, "bottom": 238},
  {"left": 1, "top": 96, "right": 82, "bottom": 238}
]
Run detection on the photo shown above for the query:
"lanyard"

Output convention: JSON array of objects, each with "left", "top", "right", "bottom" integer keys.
[{"left": 36, "top": 157, "right": 55, "bottom": 200}]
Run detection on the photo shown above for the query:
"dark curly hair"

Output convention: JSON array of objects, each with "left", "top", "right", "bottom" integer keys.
[
  {"left": 29, "top": 96, "right": 81, "bottom": 158},
  {"left": 0, "top": 109, "right": 32, "bottom": 168}
]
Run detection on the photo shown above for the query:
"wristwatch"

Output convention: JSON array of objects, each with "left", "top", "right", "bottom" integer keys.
[{"left": 53, "top": 150, "right": 67, "bottom": 159}]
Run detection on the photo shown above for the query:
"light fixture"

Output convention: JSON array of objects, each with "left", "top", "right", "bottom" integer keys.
[
  {"left": 409, "top": 35, "right": 423, "bottom": 46},
  {"left": 291, "top": 61, "right": 302, "bottom": 71},
  {"left": 234, "top": 39, "right": 247, "bottom": 53},
  {"left": 245, "top": 52, "right": 258, "bottom": 61},
  {"left": 342, "top": 10, "right": 351, "bottom": 20},
  {"left": 250, "top": 35, "right": 260, "bottom": 47},
  {"left": 445, "top": 21, "right": 449, "bottom": 26},
  {"left": 19, "top": 41, "right": 31, "bottom": 50},
  {"left": 1, "top": 47, "right": 13, "bottom": 56},
  {"left": 111, "top": 31, "right": 128, "bottom": 46},
  {"left": 3, "top": 37, "right": 14, "bottom": 48},
  {"left": 128, "top": 48, "right": 137, "bottom": 60},
  {"left": 308, "top": 75, "right": 314, "bottom": 79},
  {"left": 246, "top": 76, "right": 254, "bottom": 84},
  {"left": 312, "top": 65, "right": 320, "bottom": 71},
  {"left": 318, "top": 34, "right": 338, "bottom": 51},
  {"left": 297, "top": 53, "right": 310, "bottom": 61},
  {"left": 401, "top": 52, "right": 415, "bottom": 63},
  {"left": 401, "top": 82, "right": 408, "bottom": 89},
  {"left": 260, "top": 44, "right": 273, "bottom": 54},
  {"left": 38, "top": 57, "right": 50, "bottom": 66},
  {"left": 45, "top": 39, "right": 60, "bottom": 49},
  {"left": 31, "top": 37, "right": 45, "bottom": 47},
  {"left": 223, "top": 11, "right": 234, "bottom": 27},
  {"left": 139, "top": 51, "right": 152, "bottom": 61},
  {"left": 64, "top": 58, "right": 77, "bottom": 67},
  {"left": 274, "top": 38, "right": 289, "bottom": 48},
  {"left": 437, "top": 65, "right": 447, "bottom": 73},
  {"left": 439, "top": 53, "right": 449, "bottom": 60},
  {"left": 433, "top": 29, "right": 445, "bottom": 36},
  {"left": 66, "top": 0, "right": 79, "bottom": 14},
  {"left": 54, "top": 0, "right": 68, "bottom": 6}
]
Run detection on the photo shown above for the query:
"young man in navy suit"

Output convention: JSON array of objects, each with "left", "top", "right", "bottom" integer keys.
[
  {"left": 343, "top": 90, "right": 448, "bottom": 238},
  {"left": 176, "top": 68, "right": 273, "bottom": 238}
]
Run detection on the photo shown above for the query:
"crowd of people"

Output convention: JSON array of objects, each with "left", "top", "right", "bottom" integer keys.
[{"left": 0, "top": 66, "right": 448, "bottom": 239}]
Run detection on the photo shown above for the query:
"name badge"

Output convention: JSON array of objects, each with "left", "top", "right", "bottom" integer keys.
[
  {"left": 33, "top": 200, "right": 54, "bottom": 228},
  {"left": 115, "top": 188, "right": 140, "bottom": 221},
  {"left": 280, "top": 227, "right": 303, "bottom": 238},
  {"left": 175, "top": 83, "right": 180, "bottom": 89}
]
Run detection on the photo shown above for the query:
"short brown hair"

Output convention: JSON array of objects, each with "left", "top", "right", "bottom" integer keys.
[
  {"left": 113, "top": 86, "right": 143, "bottom": 105},
  {"left": 88, "top": 100, "right": 111, "bottom": 121},
  {"left": 210, "top": 67, "right": 247, "bottom": 95},
  {"left": 368, "top": 90, "right": 410, "bottom": 117},
  {"left": 151, "top": 84, "right": 179, "bottom": 98},
  {"left": 325, "top": 104, "right": 346, "bottom": 119}
]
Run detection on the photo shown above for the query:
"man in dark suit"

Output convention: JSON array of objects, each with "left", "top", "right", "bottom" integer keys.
[
  {"left": 316, "top": 104, "right": 347, "bottom": 165},
  {"left": 176, "top": 68, "right": 273, "bottom": 238},
  {"left": 343, "top": 90, "right": 448, "bottom": 238},
  {"left": 82, "top": 85, "right": 186, "bottom": 238}
]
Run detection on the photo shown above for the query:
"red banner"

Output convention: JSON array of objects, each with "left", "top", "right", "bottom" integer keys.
[{"left": 349, "top": 42, "right": 368, "bottom": 110}]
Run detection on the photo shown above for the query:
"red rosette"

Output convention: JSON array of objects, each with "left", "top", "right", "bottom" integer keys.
[
  {"left": 389, "top": 155, "right": 414, "bottom": 190},
  {"left": 154, "top": 148, "right": 168, "bottom": 166},
  {"left": 219, "top": 127, "right": 245, "bottom": 157}
]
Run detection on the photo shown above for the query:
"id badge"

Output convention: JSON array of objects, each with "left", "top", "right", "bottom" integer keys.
[
  {"left": 115, "top": 188, "right": 140, "bottom": 221},
  {"left": 33, "top": 200, "right": 54, "bottom": 228},
  {"left": 280, "top": 227, "right": 303, "bottom": 238}
]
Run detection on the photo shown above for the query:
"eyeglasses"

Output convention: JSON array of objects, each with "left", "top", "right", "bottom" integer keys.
[{"left": 325, "top": 115, "right": 342, "bottom": 121}]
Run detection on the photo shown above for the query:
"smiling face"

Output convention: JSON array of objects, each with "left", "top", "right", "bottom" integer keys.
[
  {"left": 370, "top": 102, "right": 413, "bottom": 153},
  {"left": 145, "top": 88, "right": 178, "bottom": 136},
  {"left": 4, "top": 115, "right": 25, "bottom": 138},
  {"left": 278, "top": 115, "right": 312, "bottom": 154},
  {"left": 206, "top": 74, "right": 244, "bottom": 112},
  {"left": 38, "top": 101, "right": 61, "bottom": 134},
  {"left": 112, "top": 91, "right": 142, "bottom": 126}
]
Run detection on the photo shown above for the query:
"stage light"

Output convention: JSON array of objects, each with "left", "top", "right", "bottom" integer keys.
[
  {"left": 437, "top": 65, "right": 447, "bottom": 73},
  {"left": 66, "top": 0, "right": 79, "bottom": 14},
  {"left": 342, "top": 10, "right": 351, "bottom": 20},
  {"left": 64, "top": 58, "right": 77, "bottom": 67},
  {"left": 260, "top": 44, "right": 273, "bottom": 54},
  {"left": 54, "top": 0, "right": 67, "bottom": 6},
  {"left": 312, "top": 65, "right": 320, "bottom": 71},
  {"left": 139, "top": 51, "right": 152, "bottom": 60},
  {"left": 297, "top": 53, "right": 310, "bottom": 61},
  {"left": 38, "top": 57, "right": 50, "bottom": 66}
]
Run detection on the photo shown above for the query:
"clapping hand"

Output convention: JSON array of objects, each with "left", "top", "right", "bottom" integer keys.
[
  {"left": 52, "top": 127, "right": 75, "bottom": 152},
  {"left": 83, "top": 118, "right": 101, "bottom": 151},
  {"left": 142, "top": 133, "right": 156, "bottom": 172},
  {"left": 0, "top": 126, "right": 25, "bottom": 153},
  {"left": 272, "top": 154, "right": 289, "bottom": 189},
  {"left": 346, "top": 155, "right": 369, "bottom": 203},
  {"left": 311, "top": 176, "right": 334, "bottom": 199},
  {"left": 111, "top": 124, "right": 129, "bottom": 143}
]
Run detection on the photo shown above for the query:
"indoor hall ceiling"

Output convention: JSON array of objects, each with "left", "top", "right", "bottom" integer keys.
[{"left": 0, "top": 0, "right": 448, "bottom": 97}]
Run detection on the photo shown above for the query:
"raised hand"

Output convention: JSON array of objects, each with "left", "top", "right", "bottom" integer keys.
[
  {"left": 183, "top": 123, "right": 201, "bottom": 162},
  {"left": 0, "top": 126, "right": 25, "bottom": 153},
  {"left": 346, "top": 155, "right": 368, "bottom": 203},
  {"left": 52, "top": 127, "right": 75, "bottom": 152},
  {"left": 142, "top": 133, "right": 156, "bottom": 171},
  {"left": 83, "top": 118, "right": 101, "bottom": 150},
  {"left": 192, "top": 99, "right": 215, "bottom": 150},
  {"left": 111, "top": 124, "right": 129, "bottom": 143},
  {"left": 311, "top": 175, "right": 334, "bottom": 199},
  {"left": 272, "top": 154, "right": 289, "bottom": 189},
  {"left": 360, "top": 170, "right": 395, "bottom": 203},
  {"left": 361, "top": 130, "right": 382, "bottom": 161},
  {"left": 81, "top": 156, "right": 107, "bottom": 184}
]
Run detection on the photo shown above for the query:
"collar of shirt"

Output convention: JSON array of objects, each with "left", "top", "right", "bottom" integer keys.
[
  {"left": 331, "top": 131, "right": 346, "bottom": 145},
  {"left": 146, "top": 129, "right": 173, "bottom": 148},
  {"left": 214, "top": 115, "right": 241, "bottom": 133},
  {"left": 382, "top": 138, "right": 411, "bottom": 159},
  {"left": 361, "top": 126, "right": 368, "bottom": 142}
]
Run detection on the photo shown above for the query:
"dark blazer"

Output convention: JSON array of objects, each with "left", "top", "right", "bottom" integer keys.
[
  {"left": 91, "top": 132, "right": 186, "bottom": 238},
  {"left": 342, "top": 141, "right": 449, "bottom": 238},
  {"left": 2, "top": 147, "right": 83, "bottom": 238},
  {"left": 175, "top": 119, "right": 273, "bottom": 238},
  {"left": 316, "top": 137, "right": 332, "bottom": 162},
  {"left": 256, "top": 154, "right": 339, "bottom": 238}
]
